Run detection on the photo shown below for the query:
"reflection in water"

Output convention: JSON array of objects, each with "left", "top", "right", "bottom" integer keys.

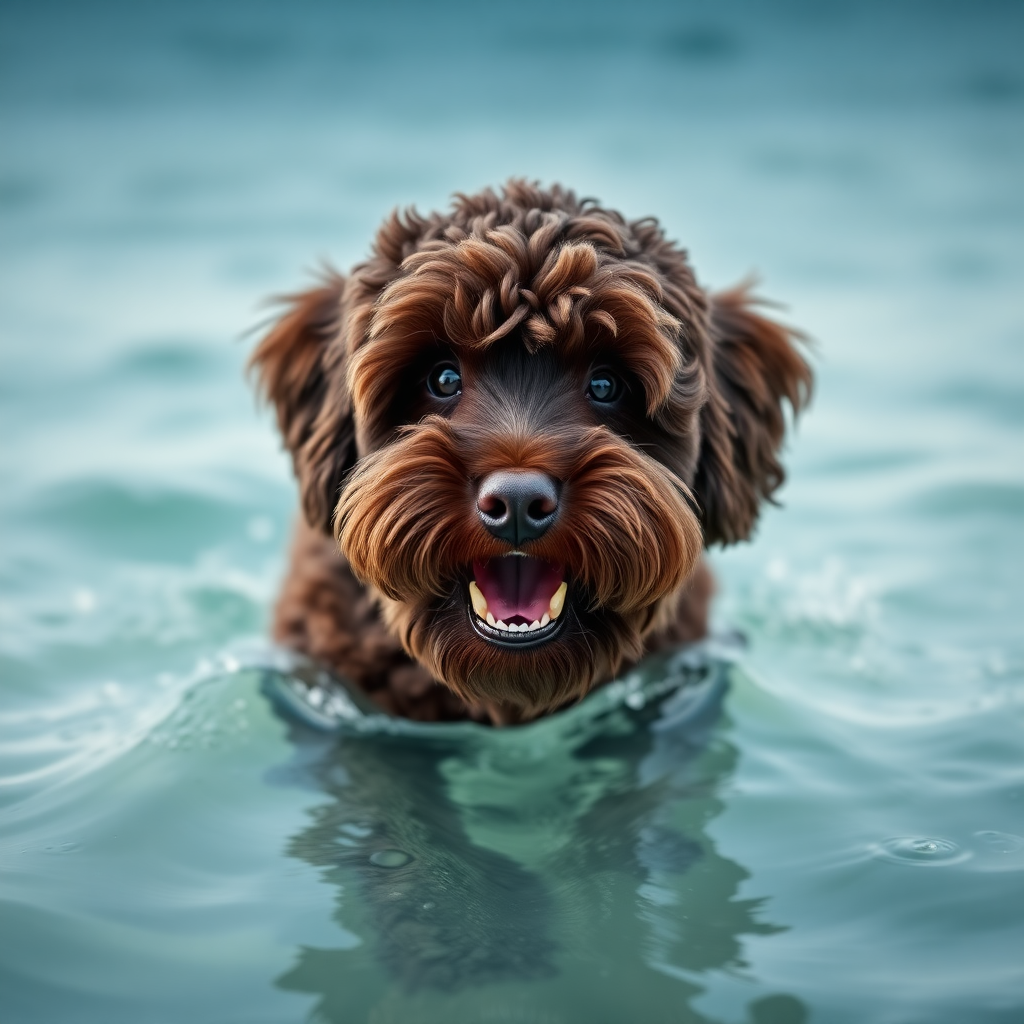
[
  {"left": 266, "top": 656, "right": 806, "bottom": 1024},
  {"left": 284, "top": 735, "right": 559, "bottom": 998}
]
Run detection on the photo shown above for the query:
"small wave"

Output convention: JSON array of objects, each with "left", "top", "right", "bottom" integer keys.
[{"left": 258, "top": 638, "right": 738, "bottom": 748}]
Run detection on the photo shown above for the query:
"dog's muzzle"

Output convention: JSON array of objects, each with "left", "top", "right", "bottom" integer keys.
[{"left": 467, "top": 554, "right": 567, "bottom": 648}]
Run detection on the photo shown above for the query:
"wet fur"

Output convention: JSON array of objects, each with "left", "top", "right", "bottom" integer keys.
[{"left": 251, "top": 181, "right": 811, "bottom": 724}]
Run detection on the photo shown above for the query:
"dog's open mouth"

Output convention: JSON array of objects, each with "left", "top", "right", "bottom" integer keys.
[{"left": 467, "top": 556, "right": 567, "bottom": 646}]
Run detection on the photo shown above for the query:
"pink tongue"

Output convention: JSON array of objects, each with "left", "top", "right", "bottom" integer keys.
[{"left": 473, "top": 557, "right": 563, "bottom": 624}]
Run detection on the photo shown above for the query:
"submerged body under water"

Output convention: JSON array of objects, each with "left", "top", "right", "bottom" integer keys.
[
  {"left": 267, "top": 650, "right": 746, "bottom": 1020},
  {"left": 3, "top": 643, "right": 1021, "bottom": 1024},
  {"left": 1, "top": 0, "right": 1022, "bottom": 1021}
]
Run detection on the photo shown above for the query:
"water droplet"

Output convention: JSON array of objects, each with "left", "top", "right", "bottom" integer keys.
[
  {"left": 369, "top": 849, "right": 413, "bottom": 868},
  {"left": 875, "top": 836, "right": 970, "bottom": 866}
]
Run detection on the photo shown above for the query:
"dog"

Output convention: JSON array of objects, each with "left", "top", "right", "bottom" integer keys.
[{"left": 250, "top": 181, "right": 811, "bottom": 725}]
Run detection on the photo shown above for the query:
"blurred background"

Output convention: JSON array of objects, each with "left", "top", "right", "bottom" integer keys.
[
  {"left": 3, "top": 0, "right": 1021, "bottom": 681},
  {"left": 1, "top": 1, "right": 1022, "bottom": 1022}
]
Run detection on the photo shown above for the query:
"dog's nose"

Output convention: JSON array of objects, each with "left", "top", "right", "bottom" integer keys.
[{"left": 476, "top": 471, "right": 559, "bottom": 546}]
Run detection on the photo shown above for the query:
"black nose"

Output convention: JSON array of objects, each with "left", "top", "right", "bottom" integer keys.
[{"left": 476, "top": 471, "right": 560, "bottom": 546}]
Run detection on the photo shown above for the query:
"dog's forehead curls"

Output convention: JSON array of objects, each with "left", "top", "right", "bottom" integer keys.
[{"left": 251, "top": 181, "right": 811, "bottom": 721}]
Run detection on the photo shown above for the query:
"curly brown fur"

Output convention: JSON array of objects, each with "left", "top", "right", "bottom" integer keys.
[{"left": 251, "top": 181, "right": 811, "bottom": 725}]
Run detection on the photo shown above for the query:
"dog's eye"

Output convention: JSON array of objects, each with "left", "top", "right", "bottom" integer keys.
[
  {"left": 427, "top": 364, "right": 462, "bottom": 399},
  {"left": 587, "top": 371, "right": 620, "bottom": 403}
]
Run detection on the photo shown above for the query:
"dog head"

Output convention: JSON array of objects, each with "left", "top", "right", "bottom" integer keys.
[{"left": 252, "top": 181, "right": 811, "bottom": 716}]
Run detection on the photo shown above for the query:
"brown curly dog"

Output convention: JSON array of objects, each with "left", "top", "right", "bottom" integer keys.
[{"left": 251, "top": 181, "right": 811, "bottom": 725}]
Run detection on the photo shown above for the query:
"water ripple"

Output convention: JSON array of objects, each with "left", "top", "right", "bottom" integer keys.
[{"left": 873, "top": 837, "right": 971, "bottom": 867}]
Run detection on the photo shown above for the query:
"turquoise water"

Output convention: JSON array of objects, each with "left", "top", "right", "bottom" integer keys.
[{"left": 2, "top": 1, "right": 1023, "bottom": 1021}]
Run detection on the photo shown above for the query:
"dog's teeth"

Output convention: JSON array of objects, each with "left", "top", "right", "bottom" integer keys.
[
  {"left": 475, "top": 586, "right": 563, "bottom": 631},
  {"left": 548, "top": 582, "right": 567, "bottom": 619},
  {"left": 469, "top": 581, "right": 489, "bottom": 620},
  {"left": 487, "top": 615, "right": 552, "bottom": 634}
]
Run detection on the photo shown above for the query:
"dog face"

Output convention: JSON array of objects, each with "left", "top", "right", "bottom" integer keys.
[{"left": 252, "top": 182, "right": 810, "bottom": 716}]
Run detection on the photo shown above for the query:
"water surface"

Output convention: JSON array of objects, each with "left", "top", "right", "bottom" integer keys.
[{"left": 1, "top": 1, "right": 1022, "bottom": 1021}]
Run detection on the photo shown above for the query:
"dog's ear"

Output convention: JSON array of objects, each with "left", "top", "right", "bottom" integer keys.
[
  {"left": 249, "top": 271, "right": 357, "bottom": 532},
  {"left": 692, "top": 285, "right": 812, "bottom": 545}
]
